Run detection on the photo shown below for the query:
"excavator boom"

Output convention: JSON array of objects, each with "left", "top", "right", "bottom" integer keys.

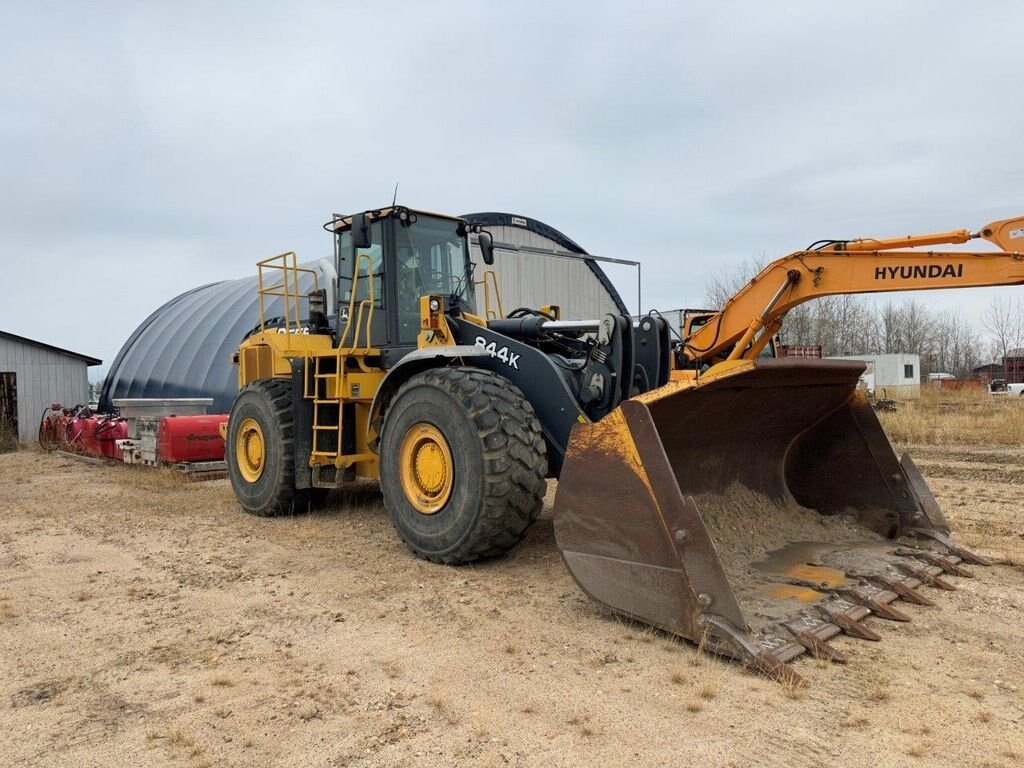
[{"left": 683, "top": 215, "right": 1024, "bottom": 365}]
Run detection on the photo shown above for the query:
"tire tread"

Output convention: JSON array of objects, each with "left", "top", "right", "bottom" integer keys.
[{"left": 387, "top": 367, "right": 547, "bottom": 564}]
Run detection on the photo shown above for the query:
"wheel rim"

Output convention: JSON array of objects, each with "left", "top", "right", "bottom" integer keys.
[
  {"left": 398, "top": 422, "right": 454, "bottom": 514},
  {"left": 236, "top": 417, "right": 266, "bottom": 482}
]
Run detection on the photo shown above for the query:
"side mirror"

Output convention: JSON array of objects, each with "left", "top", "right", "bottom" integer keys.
[
  {"left": 478, "top": 231, "right": 495, "bottom": 266},
  {"left": 352, "top": 212, "right": 372, "bottom": 249}
]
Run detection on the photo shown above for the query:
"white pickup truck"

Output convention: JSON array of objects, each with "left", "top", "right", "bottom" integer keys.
[{"left": 989, "top": 379, "right": 1024, "bottom": 395}]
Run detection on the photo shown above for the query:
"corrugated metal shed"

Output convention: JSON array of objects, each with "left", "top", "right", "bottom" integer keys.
[
  {"left": 0, "top": 331, "right": 101, "bottom": 442},
  {"left": 100, "top": 212, "right": 628, "bottom": 415},
  {"left": 463, "top": 213, "right": 628, "bottom": 319}
]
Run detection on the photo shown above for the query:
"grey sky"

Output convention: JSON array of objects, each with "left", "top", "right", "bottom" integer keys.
[{"left": 3, "top": 1, "right": 1022, "bottom": 376}]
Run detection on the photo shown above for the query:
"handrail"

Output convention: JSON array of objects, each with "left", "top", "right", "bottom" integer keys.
[
  {"left": 476, "top": 269, "right": 505, "bottom": 320},
  {"left": 337, "top": 253, "right": 376, "bottom": 351},
  {"left": 256, "top": 252, "right": 319, "bottom": 350}
]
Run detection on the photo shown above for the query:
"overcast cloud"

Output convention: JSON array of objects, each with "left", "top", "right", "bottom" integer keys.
[{"left": 3, "top": 1, "right": 1022, "bottom": 375}]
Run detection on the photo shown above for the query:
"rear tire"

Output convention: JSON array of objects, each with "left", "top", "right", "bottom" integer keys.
[
  {"left": 227, "top": 379, "right": 322, "bottom": 516},
  {"left": 379, "top": 367, "right": 547, "bottom": 564}
]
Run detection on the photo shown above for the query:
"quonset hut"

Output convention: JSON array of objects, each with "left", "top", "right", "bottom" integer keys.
[{"left": 100, "top": 213, "right": 628, "bottom": 415}]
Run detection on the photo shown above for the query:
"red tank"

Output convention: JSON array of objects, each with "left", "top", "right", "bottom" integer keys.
[
  {"left": 64, "top": 414, "right": 89, "bottom": 447},
  {"left": 64, "top": 414, "right": 128, "bottom": 461},
  {"left": 157, "top": 414, "right": 229, "bottom": 463},
  {"left": 91, "top": 417, "right": 128, "bottom": 461}
]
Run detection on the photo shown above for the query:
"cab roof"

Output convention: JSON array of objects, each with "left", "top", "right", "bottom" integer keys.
[{"left": 325, "top": 206, "right": 466, "bottom": 233}]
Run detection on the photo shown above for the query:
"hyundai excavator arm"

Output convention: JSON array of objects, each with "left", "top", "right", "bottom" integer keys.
[{"left": 683, "top": 215, "right": 1024, "bottom": 365}]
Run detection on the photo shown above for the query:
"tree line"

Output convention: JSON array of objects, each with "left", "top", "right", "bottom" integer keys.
[{"left": 702, "top": 255, "right": 1023, "bottom": 379}]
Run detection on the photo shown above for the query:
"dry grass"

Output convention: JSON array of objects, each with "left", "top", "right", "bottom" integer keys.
[
  {"left": 782, "top": 676, "right": 808, "bottom": 700},
  {"left": 124, "top": 465, "right": 189, "bottom": 491},
  {"left": 427, "top": 694, "right": 461, "bottom": 725},
  {"left": 905, "top": 741, "right": 930, "bottom": 758},
  {"left": 684, "top": 701, "right": 703, "bottom": 713},
  {"left": 865, "top": 683, "right": 891, "bottom": 702},
  {"left": 167, "top": 728, "right": 194, "bottom": 748},
  {"left": 210, "top": 675, "right": 235, "bottom": 687},
  {"left": 0, "top": 601, "right": 17, "bottom": 621},
  {"left": 567, "top": 712, "right": 596, "bottom": 737},
  {"left": 380, "top": 659, "right": 403, "bottom": 680},
  {"left": 977, "top": 709, "right": 993, "bottom": 723},
  {"left": 698, "top": 679, "right": 718, "bottom": 700},
  {"left": 879, "top": 387, "right": 1024, "bottom": 445},
  {"left": 841, "top": 710, "right": 871, "bottom": 728},
  {"left": 0, "top": 421, "right": 17, "bottom": 454},
  {"left": 669, "top": 667, "right": 686, "bottom": 685}
]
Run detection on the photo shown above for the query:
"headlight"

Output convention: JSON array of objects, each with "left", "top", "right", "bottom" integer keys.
[{"left": 429, "top": 298, "right": 441, "bottom": 312}]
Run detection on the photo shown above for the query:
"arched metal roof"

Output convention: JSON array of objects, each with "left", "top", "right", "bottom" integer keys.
[{"left": 99, "top": 271, "right": 317, "bottom": 414}]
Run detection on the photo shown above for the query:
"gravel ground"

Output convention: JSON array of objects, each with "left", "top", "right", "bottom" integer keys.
[{"left": 0, "top": 445, "right": 1022, "bottom": 768}]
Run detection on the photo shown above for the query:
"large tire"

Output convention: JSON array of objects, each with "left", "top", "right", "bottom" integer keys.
[
  {"left": 379, "top": 367, "right": 547, "bottom": 564},
  {"left": 227, "top": 379, "right": 323, "bottom": 516}
]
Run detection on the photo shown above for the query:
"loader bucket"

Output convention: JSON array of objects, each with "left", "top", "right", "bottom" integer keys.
[{"left": 552, "top": 358, "right": 984, "bottom": 679}]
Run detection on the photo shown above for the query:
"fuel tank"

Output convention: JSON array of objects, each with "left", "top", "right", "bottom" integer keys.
[{"left": 157, "top": 414, "right": 229, "bottom": 463}]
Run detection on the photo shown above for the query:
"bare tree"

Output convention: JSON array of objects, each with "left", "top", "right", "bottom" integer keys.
[
  {"left": 702, "top": 253, "right": 771, "bottom": 309},
  {"left": 981, "top": 295, "right": 1024, "bottom": 377}
]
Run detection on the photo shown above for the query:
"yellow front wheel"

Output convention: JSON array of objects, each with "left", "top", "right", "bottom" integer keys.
[
  {"left": 398, "top": 423, "right": 454, "bottom": 514},
  {"left": 379, "top": 367, "right": 548, "bottom": 565},
  {"left": 226, "top": 379, "right": 323, "bottom": 516},
  {"left": 235, "top": 417, "right": 266, "bottom": 482}
]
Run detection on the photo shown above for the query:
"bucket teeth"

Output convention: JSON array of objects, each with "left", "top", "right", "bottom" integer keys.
[
  {"left": 911, "top": 528, "right": 992, "bottom": 566},
  {"left": 783, "top": 620, "right": 848, "bottom": 664},
  {"left": 838, "top": 586, "right": 912, "bottom": 622},
  {"left": 751, "top": 651, "right": 806, "bottom": 686},
  {"left": 819, "top": 601, "right": 882, "bottom": 641},
  {"left": 898, "top": 561, "right": 958, "bottom": 591},
  {"left": 701, "top": 616, "right": 804, "bottom": 685},
  {"left": 897, "top": 549, "right": 975, "bottom": 578},
  {"left": 865, "top": 573, "right": 935, "bottom": 606}
]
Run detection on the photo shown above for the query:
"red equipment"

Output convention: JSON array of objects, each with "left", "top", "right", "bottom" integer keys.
[
  {"left": 156, "top": 414, "right": 229, "bottom": 463},
  {"left": 38, "top": 404, "right": 129, "bottom": 461}
]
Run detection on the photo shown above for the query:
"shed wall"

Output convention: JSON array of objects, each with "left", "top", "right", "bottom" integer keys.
[
  {"left": 469, "top": 225, "right": 622, "bottom": 320},
  {"left": 462, "top": 213, "right": 628, "bottom": 319},
  {"left": 0, "top": 337, "right": 90, "bottom": 442},
  {"left": 832, "top": 353, "right": 921, "bottom": 398}
]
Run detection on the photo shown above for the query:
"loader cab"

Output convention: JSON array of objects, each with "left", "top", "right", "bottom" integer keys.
[{"left": 327, "top": 207, "right": 479, "bottom": 360}]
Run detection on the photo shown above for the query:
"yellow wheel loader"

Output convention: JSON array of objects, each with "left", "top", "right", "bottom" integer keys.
[{"left": 227, "top": 207, "right": 1024, "bottom": 681}]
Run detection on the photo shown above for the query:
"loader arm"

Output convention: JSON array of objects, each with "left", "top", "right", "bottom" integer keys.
[{"left": 684, "top": 215, "right": 1024, "bottom": 364}]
